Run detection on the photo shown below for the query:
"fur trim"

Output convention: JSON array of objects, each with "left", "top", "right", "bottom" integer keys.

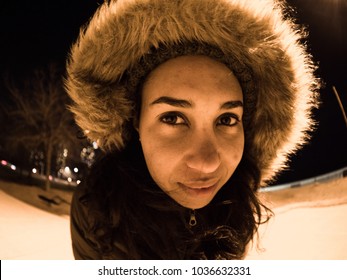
[{"left": 65, "top": 0, "right": 319, "bottom": 184}]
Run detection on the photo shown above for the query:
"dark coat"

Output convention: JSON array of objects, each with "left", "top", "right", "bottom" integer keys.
[{"left": 70, "top": 184, "right": 128, "bottom": 259}]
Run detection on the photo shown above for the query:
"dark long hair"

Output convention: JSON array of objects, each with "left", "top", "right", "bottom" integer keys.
[{"left": 82, "top": 134, "right": 271, "bottom": 259}]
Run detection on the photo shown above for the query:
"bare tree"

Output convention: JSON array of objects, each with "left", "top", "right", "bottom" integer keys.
[{"left": 3, "top": 63, "right": 83, "bottom": 190}]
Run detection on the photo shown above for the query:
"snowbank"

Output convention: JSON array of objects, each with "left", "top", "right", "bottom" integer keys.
[{"left": 0, "top": 190, "right": 73, "bottom": 259}]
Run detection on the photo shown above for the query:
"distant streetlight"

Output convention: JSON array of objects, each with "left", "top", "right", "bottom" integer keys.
[{"left": 93, "top": 141, "right": 99, "bottom": 150}]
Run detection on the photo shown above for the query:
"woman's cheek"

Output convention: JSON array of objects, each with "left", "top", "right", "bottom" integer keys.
[{"left": 141, "top": 125, "right": 187, "bottom": 166}]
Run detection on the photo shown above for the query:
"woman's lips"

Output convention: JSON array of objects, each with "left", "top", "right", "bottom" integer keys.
[
  {"left": 179, "top": 179, "right": 219, "bottom": 189},
  {"left": 180, "top": 183, "right": 214, "bottom": 189},
  {"left": 177, "top": 180, "right": 219, "bottom": 194}
]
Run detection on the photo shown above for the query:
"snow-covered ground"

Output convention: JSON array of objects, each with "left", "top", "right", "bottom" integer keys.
[
  {"left": 0, "top": 189, "right": 74, "bottom": 259},
  {"left": 247, "top": 176, "right": 347, "bottom": 259},
  {"left": 247, "top": 203, "right": 347, "bottom": 259},
  {"left": 0, "top": 177, "right": 346, "bottom": 260}
]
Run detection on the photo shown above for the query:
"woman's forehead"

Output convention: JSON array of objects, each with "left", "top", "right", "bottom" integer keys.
[
  {"left": 147, "top": 55, "right": 233, "bottom": 79},
  {"left": 143, "top": 55, "right": 243, "bottom": 100}
]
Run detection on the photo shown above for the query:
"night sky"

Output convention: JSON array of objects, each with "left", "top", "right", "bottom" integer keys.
[{"left": 0, "top": 0, "right": 346, "bottom": 185}]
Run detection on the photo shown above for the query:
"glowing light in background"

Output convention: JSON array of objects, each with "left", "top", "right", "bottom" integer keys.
[
  {"left": 1, "top": 160, "right": 16, "bottom": 171},
  {"left": 92, "top": 141, "right": 98, "bottom": 150},
  {"left": 74, "top": 167, "right": 79, "bottom": 173},
  {"left": 63, "top": 149, "right": 68, "bottom": 158},
  {"left": 32, "top": 168, "right": 37, "bottom": 174}
]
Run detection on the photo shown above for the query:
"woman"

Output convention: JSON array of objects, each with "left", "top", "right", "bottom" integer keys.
[{"left": 65, "top": 0, "right": 319, "bottom": 259}]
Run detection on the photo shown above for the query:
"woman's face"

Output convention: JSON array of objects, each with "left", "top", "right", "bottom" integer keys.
[{"left": 138, "top": 55, "right": 244, "bottom": 209}]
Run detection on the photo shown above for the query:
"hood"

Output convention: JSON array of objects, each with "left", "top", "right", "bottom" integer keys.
[{"left": 65, "top": 0, "right": 319, "bottom": 185}]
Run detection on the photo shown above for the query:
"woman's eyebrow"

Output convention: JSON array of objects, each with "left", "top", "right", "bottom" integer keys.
[
  {"left": 221, "top": 100, "right": 243, "bottom": 109},
  {"left": 150, "top": 96, "right": 192, "bottom": 108},
  {"left": 150, "top": 96, "right": 243, "bottom": 109}
]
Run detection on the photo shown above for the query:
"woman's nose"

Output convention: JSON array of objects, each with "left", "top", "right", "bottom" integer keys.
[{"left": 185, "top": 135, "right": 221, "bottom": 174}]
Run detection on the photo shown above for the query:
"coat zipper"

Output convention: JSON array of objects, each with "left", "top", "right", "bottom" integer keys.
[{"left": 189, "top": 209, "right": 197, "bottom": 227}]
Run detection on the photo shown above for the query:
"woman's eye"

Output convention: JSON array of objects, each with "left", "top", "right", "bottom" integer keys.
[
  {"left": 160, "top": 113, "right": 186, "bottom": 125},
  {"left": 217, "top": 114, "right": 239, "bottom": 127}
]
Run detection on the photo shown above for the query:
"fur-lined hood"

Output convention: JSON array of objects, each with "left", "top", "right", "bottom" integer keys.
[{"left": 65, "top": 0, "right": 319, "bottom": 185}]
